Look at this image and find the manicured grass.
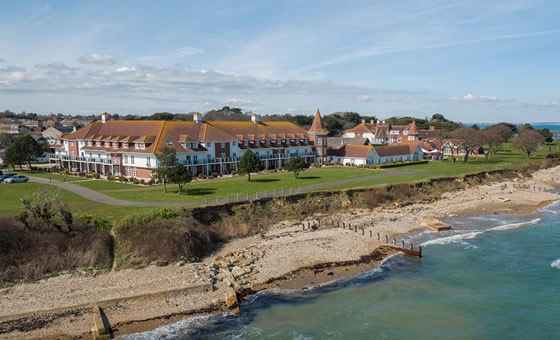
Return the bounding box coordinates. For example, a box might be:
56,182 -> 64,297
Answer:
0,182 -> 149,221
103,167 -> 380,202
388,142 -> 556,176
318,174 -> 434,192
15,171 -> 84,182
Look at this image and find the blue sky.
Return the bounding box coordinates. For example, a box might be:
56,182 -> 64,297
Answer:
1,0 -> 559,122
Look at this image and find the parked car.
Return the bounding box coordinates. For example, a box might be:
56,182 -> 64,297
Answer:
0,173 -> 17,182
3,175 -> 29,183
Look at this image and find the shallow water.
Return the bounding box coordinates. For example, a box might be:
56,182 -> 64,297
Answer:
126,201 -> 560,340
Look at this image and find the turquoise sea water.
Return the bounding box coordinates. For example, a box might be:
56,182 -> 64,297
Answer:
127,199 -> 560,340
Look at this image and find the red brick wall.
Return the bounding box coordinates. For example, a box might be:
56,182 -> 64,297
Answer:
136,167 -> 151,179
68,140 -> 79,157
214,141 -> 230,158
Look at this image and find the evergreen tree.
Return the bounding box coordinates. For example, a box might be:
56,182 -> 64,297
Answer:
168,164 -> 192,194
238,149 -> 261,181
283,156 -> 308,178
154,146 -> 178,193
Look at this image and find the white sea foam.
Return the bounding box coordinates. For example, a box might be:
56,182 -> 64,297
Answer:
489,218 -> 541,231
551,259 -> 560,269
420,231 -> 484,246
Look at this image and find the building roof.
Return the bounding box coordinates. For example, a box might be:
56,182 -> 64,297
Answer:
408,120 -> 419,135
329,144 -> 374,158
308,108 -> 327,134
327,137 -> 370,148
373,144 -> 418,157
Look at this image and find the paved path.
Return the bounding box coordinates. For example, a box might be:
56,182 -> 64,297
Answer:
29,169 -> 430,207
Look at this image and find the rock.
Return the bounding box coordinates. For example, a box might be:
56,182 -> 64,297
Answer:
231,266 -> 244,278
224,290 -> 240,313
156,261 -> 168,267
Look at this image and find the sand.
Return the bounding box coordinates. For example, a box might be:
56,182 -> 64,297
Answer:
1,165 -> 560,339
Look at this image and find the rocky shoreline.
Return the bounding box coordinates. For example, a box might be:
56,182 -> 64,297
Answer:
1,165 -> 560,339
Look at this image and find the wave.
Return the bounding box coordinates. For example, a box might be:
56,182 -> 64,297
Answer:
420,218 -> 542,247
488,218 -> 541,231
552,259 -> 560,269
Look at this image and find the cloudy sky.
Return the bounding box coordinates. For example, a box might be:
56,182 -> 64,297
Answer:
1,0 -> 559,122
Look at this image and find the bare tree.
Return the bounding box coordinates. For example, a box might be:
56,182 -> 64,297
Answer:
451,127 -> 485,162
513,130 -> 545,158
482,125 -> 513,160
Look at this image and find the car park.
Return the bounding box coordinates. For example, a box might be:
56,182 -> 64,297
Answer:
0,173 -> 17,182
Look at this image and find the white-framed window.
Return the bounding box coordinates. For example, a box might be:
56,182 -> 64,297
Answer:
126,167 -> 131,176
231,141 -> 236,146
317,138 -> 322,145
207,142 -> 212,147
124,155 -> 128,163
96,141 -> 102,146
123,142 -> 128,148
113,142 -> 118,148
130,155 -> 135,164
146,157 -> 151,167
133,167 -> 138,177
221,142 -> 225,148
186,142 -> 191,148
136,143 -> 145,149
221,152 -> 226,158
192,142 -> 198,148
244,140 -> 248,146
97,153 -> 101,158
88,141 -> 92,146
193,155 -> 198,162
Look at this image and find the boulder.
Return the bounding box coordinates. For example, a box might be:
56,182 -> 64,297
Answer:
224,290 -> 240,313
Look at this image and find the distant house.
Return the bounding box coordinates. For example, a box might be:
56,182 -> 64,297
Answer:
327,137 -> 370,148
42,127 -> 63,145
327,144 -> 423,165
342,120 -> 425,145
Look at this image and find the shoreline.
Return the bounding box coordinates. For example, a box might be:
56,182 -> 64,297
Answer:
1,165 -> 560,339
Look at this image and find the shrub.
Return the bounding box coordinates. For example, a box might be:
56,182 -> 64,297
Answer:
107,175 -> 115,181
211,172 -> 218,178
379,160 -> 428,169
118,176 -> 128,182
92,173 -> 100,179
133,178 -> 140,184
78,171 -> 86,177
0,217 -> 113,283
231,170 -> 237,176
147,179 -> 154,185
139,179 -> 145,185
547,152 -> 560,159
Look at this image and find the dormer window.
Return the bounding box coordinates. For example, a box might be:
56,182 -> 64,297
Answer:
136,143 -> 146,149
88,141 -> 92,146
281,139 -> 286,144
96,141 -> 101,147
192,142 -> 198,148
277,139 -> 281,144
113,142 -> 118,148
186,142 -> 191,149
304,138 -> 308,143
266,139 -> 270,145
244,140 -> 248,146
123,142 -> 128,148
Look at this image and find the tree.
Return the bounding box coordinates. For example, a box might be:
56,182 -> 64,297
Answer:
284,156 -> 308,178
538,128 -> 554,143
4,134 -> 42,169
431,113 -> 445,122
520,123 -> 535,131
513,130 -> 545,158
238,149 -> 261,181
451,127 -> 485,162
471,123 -> 480,131
154,146 -> 178,193
168,164 -> 192,194
482,124 -> 513,160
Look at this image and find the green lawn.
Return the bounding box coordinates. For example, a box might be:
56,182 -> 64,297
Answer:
0,182 -> 149,221
318,174 -> 434,192
102,167 -> 381,202
15,171 -> 84,182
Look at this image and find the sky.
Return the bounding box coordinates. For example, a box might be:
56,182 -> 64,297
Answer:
0,0 -> 559,123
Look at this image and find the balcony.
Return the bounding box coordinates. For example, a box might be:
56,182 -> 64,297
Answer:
49,154 -> 113,165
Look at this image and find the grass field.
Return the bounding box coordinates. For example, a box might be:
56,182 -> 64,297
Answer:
98,167 -> 381,202
0,182 -> 149,221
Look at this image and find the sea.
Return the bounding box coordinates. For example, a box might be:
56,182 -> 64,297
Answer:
124,196 -> 560,340
468,123 -> 560,132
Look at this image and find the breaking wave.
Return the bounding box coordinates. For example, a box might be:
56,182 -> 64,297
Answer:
552,259 -> 560,269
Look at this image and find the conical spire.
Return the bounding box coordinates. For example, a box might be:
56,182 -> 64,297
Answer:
308,108 -> 327,133
408,120 -> 419,135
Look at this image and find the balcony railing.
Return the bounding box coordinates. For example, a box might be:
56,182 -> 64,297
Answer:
49,154 -> 114,165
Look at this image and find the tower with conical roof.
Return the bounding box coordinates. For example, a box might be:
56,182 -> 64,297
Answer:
408,120 -> 419,141
308,108 -> 328,163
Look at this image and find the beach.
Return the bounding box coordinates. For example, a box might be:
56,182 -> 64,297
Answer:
1,165 -> 560,339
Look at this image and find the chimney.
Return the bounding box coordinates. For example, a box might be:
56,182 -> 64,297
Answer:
370,119 -> 375,124
101,112 -> 110,123
361,119 -> 366,124
72,125 -> 77,132
193,112 -> 202,124
251,113 -> 260,124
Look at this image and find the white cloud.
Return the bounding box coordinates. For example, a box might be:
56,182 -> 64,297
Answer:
116,66 -> 136,72
78,53 -> 118,65
356,95 -> 374,102
451,94 -> 502,102
177,47 -> 204,56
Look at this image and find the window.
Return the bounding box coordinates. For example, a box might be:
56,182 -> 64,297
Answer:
123,142 -> 128,148
124,155 -> 129,163
232,153 -> 236,158
126,167 -> 131,176
244,140 -> 248,146
207,154 -> 211,160
221,142 -> 225,148
221,152 -> 226,158
231,141 -> 236,146
206,142 -> 212,147
186,142 -> 191,148
113,142 -> 118,148
96,142 -> 101,146
64,140 -> 68,145
136,143 -> 146,149
70,141 -> 74,146
133,167 -> 138,177
130,156 -> 135,164
304,138 -> 308,143
193,155 -> 198,162
146,157 -> 151,167
317,138 -> 322,145
192,142 -> 198,148
97,153 -> 101,159
266,139 -> 270,145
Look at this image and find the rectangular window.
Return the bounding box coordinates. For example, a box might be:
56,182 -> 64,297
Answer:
317,138 -> 322,145
221,152 -> 226,158
97,153 -> 101,159
207,142 -> 212,147
221,142 -> 225,148
126,167 -> 131,176
193,155 -> 198,162
130,156 -> 135,164
123,142 -> 128,148
146,157 -> 151,167
133,167 -> 138,177
231,141 -> 236,146
244,140 -> 248,146
124,155 -> 128,163
186,142 -> 191,149
207,154 -> 211,159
